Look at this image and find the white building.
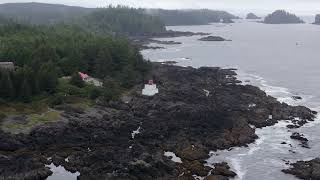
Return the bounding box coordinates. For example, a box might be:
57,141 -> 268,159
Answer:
142,80 -> 159,96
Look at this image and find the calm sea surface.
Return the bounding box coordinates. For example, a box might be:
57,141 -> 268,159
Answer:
142,18 -> 320,180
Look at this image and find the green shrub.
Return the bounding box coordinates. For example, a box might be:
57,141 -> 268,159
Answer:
88,87 -> 102,100
70,73 -> 85,88
0,113 -> 6,123
49,93 -> 65,107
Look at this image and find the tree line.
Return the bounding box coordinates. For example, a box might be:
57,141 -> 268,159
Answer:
145,9 -> 238,26
81,6 -> 166,36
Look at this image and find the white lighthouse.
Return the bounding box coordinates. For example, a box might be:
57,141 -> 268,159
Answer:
142,80 -> 159,96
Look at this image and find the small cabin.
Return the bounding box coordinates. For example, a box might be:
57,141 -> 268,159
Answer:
0,62 -> 14,71
78,72 -> 89,80
142,80 -> 159,96
78,72 -> 102,87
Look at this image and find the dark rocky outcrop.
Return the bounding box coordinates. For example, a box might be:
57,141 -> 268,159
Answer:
222,18 -> 234,23
290,132 -> 308,142
246,13 -> 261,19
292,96 -> 302,101
282,158 -> 320,179
212,162 -> 237,177
132,30 -> 209,49
0,64 -> 316,180
263,10 -> 304,24
313,14 -> 320,25
199,36 -> 230,41
290,132 -> 310,148
0,152 -> 52,180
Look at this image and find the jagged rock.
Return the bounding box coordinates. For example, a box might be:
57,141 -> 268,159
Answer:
282,158 -> 320,180
184,160 -> 212,176
290,132 -> 310,148
290,132 -> 308,142
292,96 -> 302,100
287,124 -> 300,129
177,146 -> 208,161
205,175 -> 229,180
199,36 -> 230,41
222,18 -> 234,23
0,153 -> 52,180
213,162 -> 237,177
0,64 -> 315,179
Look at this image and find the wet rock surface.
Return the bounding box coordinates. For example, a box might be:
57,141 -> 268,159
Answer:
290,132 -> 310,149
212,162 -> 237,177
282,158 -> 320,180
0,64 -> 316,180
132,30 -> 209,49
198,36 -> 230,42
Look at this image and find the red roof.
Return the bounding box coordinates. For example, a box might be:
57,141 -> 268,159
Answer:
78,72 -> 89,79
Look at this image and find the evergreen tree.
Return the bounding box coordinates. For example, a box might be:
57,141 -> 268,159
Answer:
19,78 -> 32,103
0,70 -> 15,99
94,48 -> 113,78
70,72 -> 85,88
38,62 -> 58,93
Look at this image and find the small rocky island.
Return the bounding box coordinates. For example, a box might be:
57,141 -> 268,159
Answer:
263,10 -> 304,24
199,36 -> 230,41
222,18 -> 234,23
246,13 -> 261,19
313,14 -> 320,24
0,64 -> 316,180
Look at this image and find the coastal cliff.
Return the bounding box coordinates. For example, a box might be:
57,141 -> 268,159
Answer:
0,64 -> 316,180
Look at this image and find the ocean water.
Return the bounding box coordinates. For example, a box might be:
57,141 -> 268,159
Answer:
142,19 -> 320,180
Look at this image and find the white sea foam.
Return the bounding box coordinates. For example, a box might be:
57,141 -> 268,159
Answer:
205,71 -> 320,180
46,163 -> 80,180
164,151 -> 182,163
131,126 -> 141,139
229,158 -> 246,180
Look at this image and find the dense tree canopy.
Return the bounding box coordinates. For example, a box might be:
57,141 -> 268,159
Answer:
263,10 -> 304,24
0,21 -> 151,101
145,9 -> 238,26
82,6 -> 166,36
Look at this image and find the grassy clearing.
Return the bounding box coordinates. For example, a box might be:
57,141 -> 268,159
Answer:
0,98 -> 49,117
4,111 -> 61,130
0,78 -> 95,132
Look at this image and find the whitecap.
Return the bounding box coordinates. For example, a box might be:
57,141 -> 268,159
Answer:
131,126 -> 141,139
164,151 -> 182,163
46,163 -> 80,180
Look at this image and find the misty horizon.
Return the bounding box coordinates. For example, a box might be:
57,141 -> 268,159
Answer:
0,0 -> 319,15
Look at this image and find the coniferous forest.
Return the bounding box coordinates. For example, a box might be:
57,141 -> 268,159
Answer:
0,6 -> 159,102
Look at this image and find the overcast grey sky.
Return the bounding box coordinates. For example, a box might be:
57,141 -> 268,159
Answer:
0,0 -> 319,15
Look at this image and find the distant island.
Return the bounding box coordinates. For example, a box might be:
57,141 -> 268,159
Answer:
246,13 -> 261,19
145,9 -> 238,26
263,10 -> 304,24
199,36 -> 230,41
313,14 -> 320,24
222,17 -> 235,23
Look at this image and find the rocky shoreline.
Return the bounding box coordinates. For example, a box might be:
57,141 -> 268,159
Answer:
199,36 -> 231,42
0,64 -> 316,180
282,158 -> 320,179
132,30 -> 209,49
